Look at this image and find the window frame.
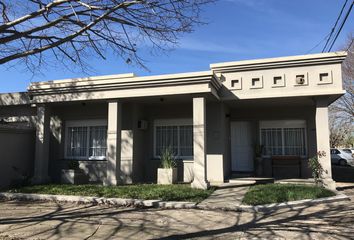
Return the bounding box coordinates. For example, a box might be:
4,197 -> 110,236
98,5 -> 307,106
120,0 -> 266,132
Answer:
153,119 -> 193,159
259,120 -> 307,157
64,119 -> 108,161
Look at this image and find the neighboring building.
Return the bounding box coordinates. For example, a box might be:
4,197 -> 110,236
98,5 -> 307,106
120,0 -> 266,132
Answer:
0,52 -> 347,190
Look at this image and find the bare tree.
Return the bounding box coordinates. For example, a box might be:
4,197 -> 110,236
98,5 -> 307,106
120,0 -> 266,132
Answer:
0,0 -> 212,72
329,33 -> 354,147
329,114 -> 352,148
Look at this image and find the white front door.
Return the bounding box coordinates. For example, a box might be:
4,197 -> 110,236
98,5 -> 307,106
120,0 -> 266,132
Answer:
231,121 -> 254,172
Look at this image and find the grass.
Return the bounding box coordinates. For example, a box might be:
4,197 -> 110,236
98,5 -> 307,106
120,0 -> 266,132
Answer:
7,184 -> 214,202
242,183 -> 336,205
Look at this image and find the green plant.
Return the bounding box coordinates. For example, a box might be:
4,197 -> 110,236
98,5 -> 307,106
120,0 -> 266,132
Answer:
242,183 -> 335,205
160,147 -> 176,169
67,161 -> 80,170
309,151 -> 326,185
7,184 -> 215,202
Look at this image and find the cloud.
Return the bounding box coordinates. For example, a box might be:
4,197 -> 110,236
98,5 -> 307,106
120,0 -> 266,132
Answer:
223,0 -> 277,15
177,38 -> 246,54
224,0 -> 266,9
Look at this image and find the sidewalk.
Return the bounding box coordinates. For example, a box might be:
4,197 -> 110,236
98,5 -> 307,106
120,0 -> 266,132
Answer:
197,183 -> 252,210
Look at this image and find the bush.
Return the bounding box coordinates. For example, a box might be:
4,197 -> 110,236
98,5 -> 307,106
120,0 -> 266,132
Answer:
309,151 -> 326,185
160,147 -> 176,169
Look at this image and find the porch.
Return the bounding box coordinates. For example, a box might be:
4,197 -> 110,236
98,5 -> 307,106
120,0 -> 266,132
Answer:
224,96 -> 334,187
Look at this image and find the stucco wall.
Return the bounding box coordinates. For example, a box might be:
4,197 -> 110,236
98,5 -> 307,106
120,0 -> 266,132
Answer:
206,102 -> 228,183
49,102 -> 109,183
228,103 -> 315,178
0,127 -> 35,189
142,102 -> 192,182
47,98 -> 316,183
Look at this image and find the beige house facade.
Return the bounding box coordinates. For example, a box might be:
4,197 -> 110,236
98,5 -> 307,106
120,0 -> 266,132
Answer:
0,52 -> 347,190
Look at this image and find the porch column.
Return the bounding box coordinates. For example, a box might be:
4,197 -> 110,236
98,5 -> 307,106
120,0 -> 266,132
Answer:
191,97 -> 209,189
105,101 -> 122,185
33,104 -> 50,183
315,98 -> 335,190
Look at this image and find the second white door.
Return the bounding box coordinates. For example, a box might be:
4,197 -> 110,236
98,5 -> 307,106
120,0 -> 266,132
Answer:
231,121 -> 254,172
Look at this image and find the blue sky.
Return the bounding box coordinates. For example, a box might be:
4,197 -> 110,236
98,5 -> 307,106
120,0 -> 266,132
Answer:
0,0 -> 353,93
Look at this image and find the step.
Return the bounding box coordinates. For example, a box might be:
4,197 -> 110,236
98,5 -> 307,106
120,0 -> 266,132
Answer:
229,177 -> 275,185
276,178 -> 316,185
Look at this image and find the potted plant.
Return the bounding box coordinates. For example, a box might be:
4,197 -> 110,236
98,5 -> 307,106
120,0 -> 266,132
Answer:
157,148 -> 177,184
254,144 -> 264,177
60,160 -> 87,184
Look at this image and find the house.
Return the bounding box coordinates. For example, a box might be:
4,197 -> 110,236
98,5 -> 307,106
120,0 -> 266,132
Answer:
0,52 -> 347,190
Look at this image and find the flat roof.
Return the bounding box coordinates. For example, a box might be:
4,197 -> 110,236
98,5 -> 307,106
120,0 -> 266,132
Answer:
210,51 -> 347,70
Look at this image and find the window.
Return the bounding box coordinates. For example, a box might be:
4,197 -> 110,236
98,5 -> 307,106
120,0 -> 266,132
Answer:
260,121 -> 306,156
65,120 -> 107,160
154,119 -> 193,158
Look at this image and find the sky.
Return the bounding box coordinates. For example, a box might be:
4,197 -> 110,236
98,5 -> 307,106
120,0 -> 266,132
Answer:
0,0 -> 353,93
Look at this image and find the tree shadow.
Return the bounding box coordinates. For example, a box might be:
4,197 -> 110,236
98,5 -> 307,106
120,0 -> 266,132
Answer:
0,197 -> 353,240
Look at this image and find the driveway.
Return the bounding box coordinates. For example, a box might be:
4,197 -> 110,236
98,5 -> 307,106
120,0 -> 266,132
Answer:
0,185 -> 353,240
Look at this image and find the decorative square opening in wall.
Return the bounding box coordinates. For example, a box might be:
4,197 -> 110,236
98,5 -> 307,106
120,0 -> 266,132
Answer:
294,73 -> 308,86
272,75 -> 285,88
230,78 -> 242,90
250,76 -> 263,89
318,72 -> 333,85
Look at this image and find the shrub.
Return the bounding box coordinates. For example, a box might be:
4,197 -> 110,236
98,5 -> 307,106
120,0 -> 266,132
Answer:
309,151 -> 326,185
160,147 -> 176,169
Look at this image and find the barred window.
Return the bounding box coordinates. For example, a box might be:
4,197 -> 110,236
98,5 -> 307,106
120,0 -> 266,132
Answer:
66,120 -> 107,160
261,127 -> 306,156
154,120 -> 193,158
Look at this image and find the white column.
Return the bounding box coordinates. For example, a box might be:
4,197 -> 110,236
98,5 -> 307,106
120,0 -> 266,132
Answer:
315,98 -> 336,190
105,101 -> 122,185
191,97 -> 209,189
33,104 -> 50,183
120,130 -> 134,184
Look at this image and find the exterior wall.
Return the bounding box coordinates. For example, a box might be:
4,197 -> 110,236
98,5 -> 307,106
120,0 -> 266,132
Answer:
0,127 -> 35,189
48,101 -> 196,184
143,102 -> 193,183
218,64 -> 343,100
49,102 -> 108,183
142,101 -> 229,184
223,105 -> 231,180
206,102 -> 228,183
228,104 -> 315,178
212,53 -> 345,101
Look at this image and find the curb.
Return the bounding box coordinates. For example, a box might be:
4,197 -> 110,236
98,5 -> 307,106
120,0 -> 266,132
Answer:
238,194 -> 350,213
0,192 -> 197,209
0,192 -> 349,212
195,194 -> 350,212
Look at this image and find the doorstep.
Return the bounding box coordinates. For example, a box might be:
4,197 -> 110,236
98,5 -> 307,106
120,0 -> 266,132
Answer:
228,177 -> 274,185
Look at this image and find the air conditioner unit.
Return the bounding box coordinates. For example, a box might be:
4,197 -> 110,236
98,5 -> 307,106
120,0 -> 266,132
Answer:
296,75 -> 305,84
137,120 -> 148,130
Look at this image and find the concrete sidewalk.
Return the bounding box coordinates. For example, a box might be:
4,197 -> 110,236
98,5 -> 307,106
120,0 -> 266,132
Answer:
197,183 -> 251,210
1,196 -> 354,240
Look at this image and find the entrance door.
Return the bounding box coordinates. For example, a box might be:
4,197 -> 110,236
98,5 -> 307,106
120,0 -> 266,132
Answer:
231,121 -> 254,172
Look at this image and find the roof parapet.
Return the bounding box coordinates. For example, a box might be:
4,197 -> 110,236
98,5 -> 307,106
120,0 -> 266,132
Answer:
210,51 -> 348,73
28,72 -> 136,89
